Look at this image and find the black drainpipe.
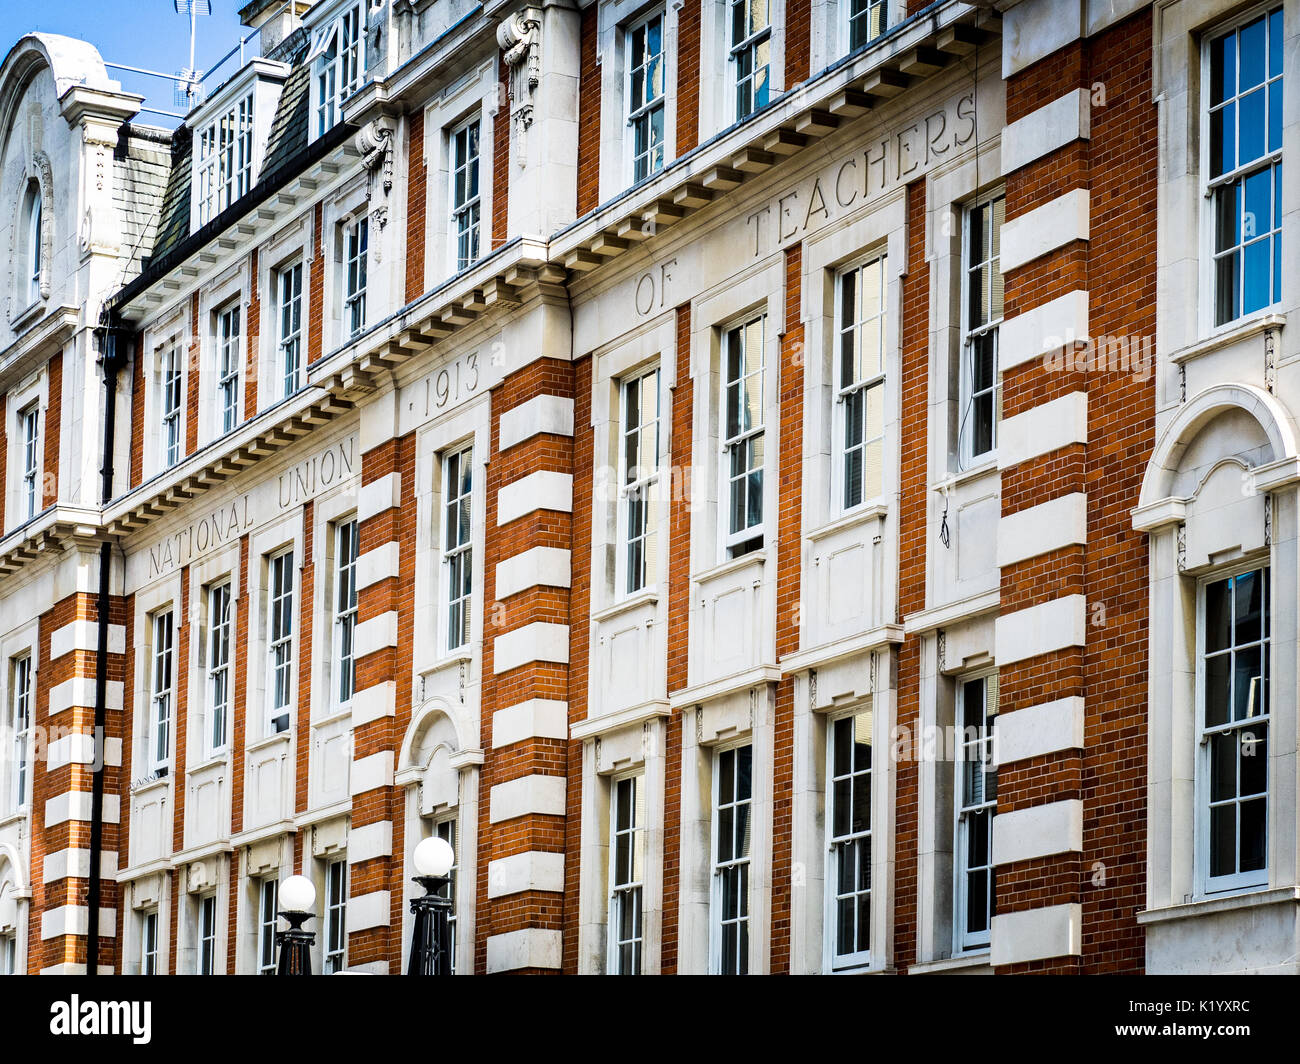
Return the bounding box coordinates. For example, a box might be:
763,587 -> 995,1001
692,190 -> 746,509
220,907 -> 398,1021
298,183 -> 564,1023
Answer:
87,314 -> 128,975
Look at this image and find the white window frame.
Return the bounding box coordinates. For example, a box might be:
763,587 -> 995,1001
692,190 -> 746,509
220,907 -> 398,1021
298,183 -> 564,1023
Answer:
1201,4 -> 1284,332
0,932 -> 15,975
333,518 -> 358,709
626,9 -> 667,184
266,549 -> 295,735
141,910 -> 159,975
199,893 -> 218,975
442,445 -> 473,653
954,672 -> 997,953
206,582 -> 232,757
617,367 -> 661,596
960,194 -> 1004,466
161,344 -> 183,469
1196,564 -> 1270,896
19,403 -> 38,521
196,93 -> 255,227
834,254 -> 888,512
845,0 -> 888,54
432,816 -> 458,973
9,654 -> 32,812
343,215 -> 368,339
324,858 -> 347,974
257,878 -> 278,974
710,741 -> 752,975
729,0 -> 771,122
721,315 -> 766,556
277,262 -> 304,398
24,186 -> 41,306
149,610 -> 174,775
217,302 -> 241,434
312,1 -> 366,138
824,707 -> 873,971
607,771 -> 645,975
450,117 -> 482,273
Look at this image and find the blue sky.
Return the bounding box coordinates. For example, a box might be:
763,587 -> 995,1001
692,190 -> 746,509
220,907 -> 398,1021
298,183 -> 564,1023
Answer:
1,1 -> 250,125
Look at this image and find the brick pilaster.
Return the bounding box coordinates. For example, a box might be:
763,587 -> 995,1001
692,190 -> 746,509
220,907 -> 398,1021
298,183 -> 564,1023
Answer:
406,112 -> 427,303
41,351 -> 61,509
892,178 -> 929,973
994,10 -> 1154,974
770,243 -> 804,972
675,1 -> 700,155
576,4 -> 601,216
29,589 -> 127,973
245,249 -> 260,421
660,303 -> 692,974
492,53 -> 510,249
477,357 -> 577,973
185,292 -> 200,457
347,431 -> 417,971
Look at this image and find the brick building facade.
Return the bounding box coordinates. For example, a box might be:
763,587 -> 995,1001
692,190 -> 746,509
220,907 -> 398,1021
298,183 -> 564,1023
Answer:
0,0 -> 1295,975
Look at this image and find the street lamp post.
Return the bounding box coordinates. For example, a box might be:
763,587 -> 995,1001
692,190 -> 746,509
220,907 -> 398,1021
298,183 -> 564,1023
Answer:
407,836 -> 455,975
275,875 -> 317,976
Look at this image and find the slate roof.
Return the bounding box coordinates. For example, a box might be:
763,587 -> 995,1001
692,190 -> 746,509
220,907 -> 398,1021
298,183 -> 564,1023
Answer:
112,125 -> 172,283
145,26 -> 311,267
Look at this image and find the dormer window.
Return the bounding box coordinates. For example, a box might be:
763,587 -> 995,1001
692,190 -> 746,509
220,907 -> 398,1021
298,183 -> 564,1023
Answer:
196,93 -> 255,227
23,185 -> 42,306
312,1 -> 366,138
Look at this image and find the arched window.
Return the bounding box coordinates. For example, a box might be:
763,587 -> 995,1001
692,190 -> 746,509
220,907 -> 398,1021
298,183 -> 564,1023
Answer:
24,185 -> 42,305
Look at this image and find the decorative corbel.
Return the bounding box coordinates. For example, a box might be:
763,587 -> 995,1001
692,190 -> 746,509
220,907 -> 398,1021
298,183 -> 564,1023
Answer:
356,116 -> 395,231
496,6 -> 542,165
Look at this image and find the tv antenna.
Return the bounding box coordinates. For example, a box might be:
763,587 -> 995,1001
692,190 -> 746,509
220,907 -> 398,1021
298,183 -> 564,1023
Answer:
173,0 -> 212,108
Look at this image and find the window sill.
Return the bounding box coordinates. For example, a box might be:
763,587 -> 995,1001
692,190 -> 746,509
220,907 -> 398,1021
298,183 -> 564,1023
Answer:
313,705 -> 353,729
0,807 -> 29,831
695,547 -> 767,588
909,951 -> 993,975
246,729 -> 294,756
422,645 -> 474,680
186,753 -> 229,776
807,502 -> 888,544
1170,312 -> 1285,366
934,458 -> 998,494
1137,885 -> 1299,926
8,298 -> 46,333
130,773 -> 170,798
591,588 -> 660,626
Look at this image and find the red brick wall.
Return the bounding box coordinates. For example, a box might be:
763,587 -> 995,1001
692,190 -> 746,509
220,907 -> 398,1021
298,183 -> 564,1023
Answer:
561,356 -> 593,973
661,303 -> 692,973
1078,11 -> 1155,974
245,249 -> 260,421
577,5 -> 601,216
350,432 -> 418,968
476,358 -> 576,973
891,179 -> 929,973
30,592 -> 127,972
675,0 -> 700,155
130,335 -> 145,488
168,572 -> 191,973
770,243 -> 804,973
296,501 -> 314,816
308,203 -> 324,367
42,351 -> 61,509
406,111 -> 427,302
493,53 -> 510,249
185,292 -> 200,456
785,0 -> 811,85
994,9 -> 1155,975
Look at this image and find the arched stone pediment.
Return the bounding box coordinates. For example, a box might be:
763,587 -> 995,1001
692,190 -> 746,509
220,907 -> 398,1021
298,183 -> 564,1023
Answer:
1135,384 -> 1300,532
